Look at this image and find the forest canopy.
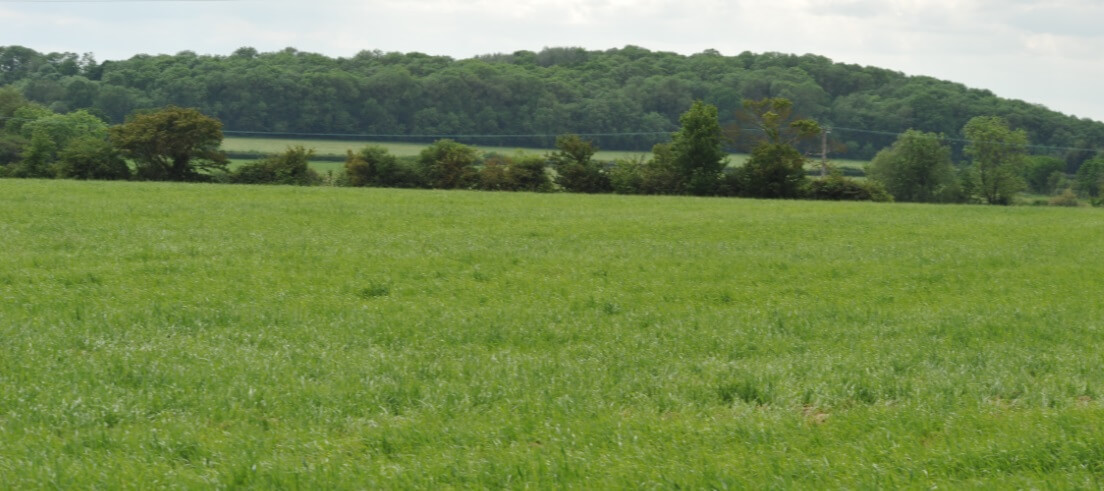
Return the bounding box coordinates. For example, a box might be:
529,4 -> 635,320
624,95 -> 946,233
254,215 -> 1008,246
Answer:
2,44 -> 1103,165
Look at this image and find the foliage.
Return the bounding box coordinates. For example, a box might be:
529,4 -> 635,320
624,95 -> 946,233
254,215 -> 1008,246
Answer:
3,179 -> 1104,487
416,139 -> 480,189
735,98 -> 820,199
5,45 -> 1104,163
344,145 -> 423,188
806,171 -> 893,202
866,130 -> 960,202
55,136 -> 130,180
548,134 -> 611,193
739,142 -> 808,198
0,133 -> 26,166
1024,156 -> 1067,195
109,106 -> 227,181
478,153 -> 552,192
962,116 -> 1027,205
670,101 -> 727,195
231,145 -> 320,185
1048,188 -> 1080,207
1074,157 -> 1104,198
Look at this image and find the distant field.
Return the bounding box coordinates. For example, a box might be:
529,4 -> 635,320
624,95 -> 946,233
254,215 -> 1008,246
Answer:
222,136 -> 868,172
2,179 -> 1102,487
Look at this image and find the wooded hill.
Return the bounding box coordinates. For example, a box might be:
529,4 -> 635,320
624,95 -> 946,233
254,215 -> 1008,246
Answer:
3,45 -> 1102,166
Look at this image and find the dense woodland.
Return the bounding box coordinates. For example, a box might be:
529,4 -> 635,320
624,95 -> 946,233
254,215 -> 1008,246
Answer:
3,45 -> 1104,166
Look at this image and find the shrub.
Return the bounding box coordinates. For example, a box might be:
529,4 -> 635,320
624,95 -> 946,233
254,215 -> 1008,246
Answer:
231,145 -> 320,185
477,154 -> 552,192
608,157 -> 645,194
806,174 -> 893,202
548,134 -> 611,193
1049,188 -> 1080,207
740,143 -> 807,198
55,137 -> 131,180
417,139 -> 480,189
345,146 -> 422,188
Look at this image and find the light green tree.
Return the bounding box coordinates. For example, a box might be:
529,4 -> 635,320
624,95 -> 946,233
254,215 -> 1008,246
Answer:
962,116 -> 1027,205
866,130 -> 960,202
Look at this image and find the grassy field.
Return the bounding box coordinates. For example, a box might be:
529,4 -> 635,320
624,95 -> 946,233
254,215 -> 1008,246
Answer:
222,136 -> 869,173
2,179 -> 1102,487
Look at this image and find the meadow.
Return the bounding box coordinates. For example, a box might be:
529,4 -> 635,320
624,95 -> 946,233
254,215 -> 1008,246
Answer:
1,179 -> 1102,487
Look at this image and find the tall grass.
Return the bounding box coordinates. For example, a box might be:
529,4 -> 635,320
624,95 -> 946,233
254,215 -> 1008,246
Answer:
1,179 -> 1101,487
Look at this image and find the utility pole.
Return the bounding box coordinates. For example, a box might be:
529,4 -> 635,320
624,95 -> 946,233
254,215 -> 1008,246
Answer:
820,127 -> 831,177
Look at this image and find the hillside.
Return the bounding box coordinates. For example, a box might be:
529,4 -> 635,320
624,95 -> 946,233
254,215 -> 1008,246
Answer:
3,45 -> 1103,163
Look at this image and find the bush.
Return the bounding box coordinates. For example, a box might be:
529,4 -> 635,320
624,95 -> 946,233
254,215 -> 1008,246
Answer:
549,134 -> 611,193
477,154 -> 553,192
417,139 -> 480,189
1049,188 -> 1080,207
806,174 -> 893,202
231,145 -> 320,186
55,137 -> 131,180
345,146 -> 422,188
608,157 -> 645,194
740,143 -> 807,199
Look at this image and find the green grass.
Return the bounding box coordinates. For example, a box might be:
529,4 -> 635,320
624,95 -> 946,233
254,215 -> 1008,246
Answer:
222,136 -> 868,172
2,179 -> 1102,487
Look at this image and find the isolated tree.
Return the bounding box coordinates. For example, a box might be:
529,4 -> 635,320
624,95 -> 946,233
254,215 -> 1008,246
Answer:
55,136 -> 130,180
109,106 -> 227,181
548,134 -> 610,193
962,116 -> 1027,205
736,97 -> 820,198
670,100 -> 727,195
417,139 -> 479,189
866,130 -> 960,202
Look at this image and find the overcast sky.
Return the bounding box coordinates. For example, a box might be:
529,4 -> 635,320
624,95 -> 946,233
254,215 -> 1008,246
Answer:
2,0 -> 1102,122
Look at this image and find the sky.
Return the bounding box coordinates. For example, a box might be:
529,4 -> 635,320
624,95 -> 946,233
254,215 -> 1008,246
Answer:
2,0 -> 1103,122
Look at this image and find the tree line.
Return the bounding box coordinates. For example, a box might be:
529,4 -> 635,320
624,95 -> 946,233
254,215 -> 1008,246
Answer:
3,45 -> 1104,170
4,90 -> 1099,205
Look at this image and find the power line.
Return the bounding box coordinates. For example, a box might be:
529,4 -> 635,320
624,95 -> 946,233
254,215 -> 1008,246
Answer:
222,130 -> 673,139
2,115 -> 1101,154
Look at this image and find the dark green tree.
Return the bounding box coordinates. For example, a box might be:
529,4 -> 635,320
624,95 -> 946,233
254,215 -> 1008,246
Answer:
344,145 -> 414,187
736,98 -> 820,198
1024,156 -> 1067,195
1075,157 -> 1104,198
109,106 -> 227,181
55,136 -> 130,180
670,100 -> 727,195
866,130 -> 960,202
548,134 -> 610,193
231,145 -> 319,185
962,116 -> 1027,205
417,139 -> 479,189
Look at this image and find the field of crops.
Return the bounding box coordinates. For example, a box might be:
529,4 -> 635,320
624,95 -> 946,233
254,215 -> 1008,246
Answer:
2,179 -> 1102,487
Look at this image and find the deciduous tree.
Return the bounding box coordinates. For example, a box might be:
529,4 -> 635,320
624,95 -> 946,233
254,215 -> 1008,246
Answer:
670,100 -> 726,195
109,106 -> 227,181
962,116 -> 1027,205
866,130 -> 960,202
735,97 -> 820,198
